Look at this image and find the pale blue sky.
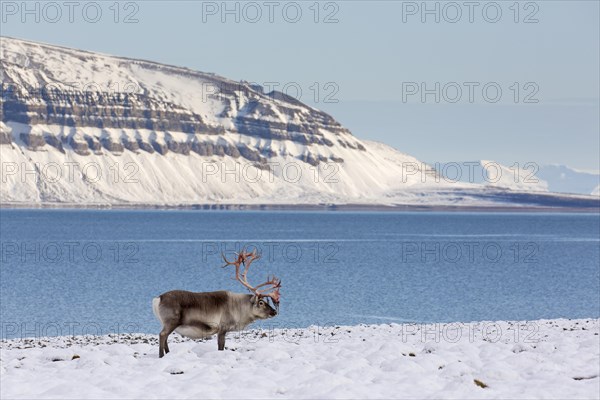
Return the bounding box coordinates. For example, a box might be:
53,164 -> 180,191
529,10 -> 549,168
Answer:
1,1 -> 598,170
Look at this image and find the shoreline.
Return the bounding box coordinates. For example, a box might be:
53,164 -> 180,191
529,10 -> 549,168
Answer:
2,202 -> 599,213
2,317 -> 598,345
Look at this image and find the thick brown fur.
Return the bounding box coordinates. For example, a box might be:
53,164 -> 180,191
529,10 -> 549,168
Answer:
153,290 -> 276,357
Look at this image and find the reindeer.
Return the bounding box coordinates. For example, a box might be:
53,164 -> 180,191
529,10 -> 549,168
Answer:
152,249 -> 281,358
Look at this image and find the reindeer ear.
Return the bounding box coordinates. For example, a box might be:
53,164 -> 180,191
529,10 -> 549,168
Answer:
250,295 -> 258,304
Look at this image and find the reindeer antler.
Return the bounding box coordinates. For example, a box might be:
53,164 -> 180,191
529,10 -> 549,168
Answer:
255,276 -> 281,304
221,249 -> 281,305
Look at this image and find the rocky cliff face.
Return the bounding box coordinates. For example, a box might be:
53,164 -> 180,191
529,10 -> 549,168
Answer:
1,36 -> 360,167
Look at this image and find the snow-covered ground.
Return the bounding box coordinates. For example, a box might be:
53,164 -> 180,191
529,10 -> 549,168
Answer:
1,319 -> 598,399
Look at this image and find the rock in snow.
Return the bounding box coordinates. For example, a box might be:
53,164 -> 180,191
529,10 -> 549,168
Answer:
1,319 -> 598,399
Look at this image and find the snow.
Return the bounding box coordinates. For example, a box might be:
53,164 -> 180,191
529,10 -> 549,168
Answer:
0,36 -> 315,131
0,123 -> 475,206
479,160 -> 549,192
1,319 -> 598,399
6,119 -> 589,208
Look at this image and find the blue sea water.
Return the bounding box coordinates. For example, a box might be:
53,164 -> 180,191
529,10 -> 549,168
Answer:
0,209 -> 598,339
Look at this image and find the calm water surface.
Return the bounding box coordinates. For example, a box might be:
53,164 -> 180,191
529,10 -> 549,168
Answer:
0,210 -> 598,338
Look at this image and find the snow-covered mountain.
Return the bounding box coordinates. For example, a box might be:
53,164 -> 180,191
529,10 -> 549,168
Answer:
0,36 -> 597,209
537,165 -> 599,196
434,161 -> 599,196
433,161 -> 549,192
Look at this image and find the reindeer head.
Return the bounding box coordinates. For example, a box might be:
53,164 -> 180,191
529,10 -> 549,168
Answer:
222,249 -> 281,319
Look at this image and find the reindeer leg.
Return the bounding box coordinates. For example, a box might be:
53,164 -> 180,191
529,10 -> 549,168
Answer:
159,322 -> 178,358
217,331 -> 226,351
